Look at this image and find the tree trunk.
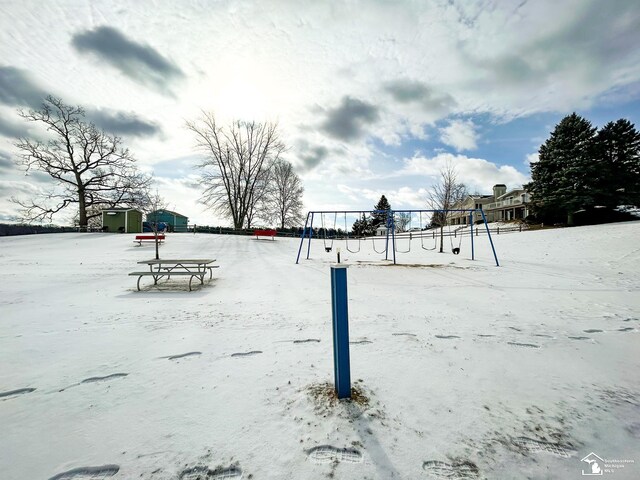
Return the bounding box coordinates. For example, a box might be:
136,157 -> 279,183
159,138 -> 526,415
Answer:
567,211 -> 574,226
78,189 -> 87,227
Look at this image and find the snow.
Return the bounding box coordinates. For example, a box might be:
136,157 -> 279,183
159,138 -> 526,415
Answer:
1,222 -> 639,479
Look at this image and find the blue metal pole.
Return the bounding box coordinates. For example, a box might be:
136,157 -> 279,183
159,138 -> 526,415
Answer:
296,212 -> 311,264
384,211 -> 390,260
480,210 -> 500,267
306,212 -> 315,260
470,211 -> 474,261
391,214 -> 396,264
330,265 -> 351,399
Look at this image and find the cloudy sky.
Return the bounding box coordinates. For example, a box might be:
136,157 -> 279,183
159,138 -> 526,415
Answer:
1,0 -> 639,226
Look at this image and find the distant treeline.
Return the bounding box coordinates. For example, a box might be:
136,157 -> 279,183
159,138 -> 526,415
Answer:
0,224 -> 79,236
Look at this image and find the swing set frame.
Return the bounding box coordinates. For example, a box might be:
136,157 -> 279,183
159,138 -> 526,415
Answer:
295,208 -> 500,266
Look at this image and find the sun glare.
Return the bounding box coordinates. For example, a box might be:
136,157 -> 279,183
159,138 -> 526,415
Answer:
216,79 -> 268,122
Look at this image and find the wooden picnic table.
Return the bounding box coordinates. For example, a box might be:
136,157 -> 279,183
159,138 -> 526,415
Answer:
130,258 -> 218,291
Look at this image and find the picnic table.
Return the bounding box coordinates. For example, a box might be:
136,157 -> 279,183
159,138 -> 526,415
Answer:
129,258 -> 218,291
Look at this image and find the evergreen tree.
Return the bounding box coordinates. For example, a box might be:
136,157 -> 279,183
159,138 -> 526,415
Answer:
371,195 -> 392,229
595,119 -> 640,206
352,213 -> 371,236
528,113 -> 597,224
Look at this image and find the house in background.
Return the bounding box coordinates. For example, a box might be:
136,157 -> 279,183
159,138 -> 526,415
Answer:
448,192 -> 494,225
146,210 -> 189,232
485,187 -> 530,222
448,184 -> 530,225
101,208 -> 143,233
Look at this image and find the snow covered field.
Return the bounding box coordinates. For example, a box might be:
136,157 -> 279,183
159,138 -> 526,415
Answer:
1,222 -> 639,479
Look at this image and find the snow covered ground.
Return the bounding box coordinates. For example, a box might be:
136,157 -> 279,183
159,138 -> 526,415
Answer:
1,222 -> 639,479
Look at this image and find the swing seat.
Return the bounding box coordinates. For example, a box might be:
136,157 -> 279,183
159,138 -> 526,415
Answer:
325,247 -> 332,253
452,247 -> 460,255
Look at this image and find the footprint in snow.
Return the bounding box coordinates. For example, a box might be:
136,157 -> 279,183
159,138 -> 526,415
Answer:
0,387 -> 36,399
618,327 -> 634,332
512,436 -> 573,458
293,339 -> 321,344
422,460 -> 479,478
392,332 -> 417,337
583,329 -> 603,333
179,465 -> 242,479
507,342 -> 540,348
435,335 -> 460,339
350,339 -> 372,345
48,465 -> 119,480
307,445 -> 363,464
59,374 -> 128,392
81,373 -> 128,384
568,336 -> 591,340
477,334 -> 495,337
231,351 -> 262,357
167,352 -> 202,360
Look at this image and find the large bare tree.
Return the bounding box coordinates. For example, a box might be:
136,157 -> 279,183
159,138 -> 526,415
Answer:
427,163 -> 468,252
12,96 -> 151,226
427,163 -> 468,224
186,113 -> 285,229
245,167 -> 272,229
266,159 -> 304,229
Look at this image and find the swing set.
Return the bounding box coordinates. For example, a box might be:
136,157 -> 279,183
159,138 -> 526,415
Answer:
295,208 -> 500,266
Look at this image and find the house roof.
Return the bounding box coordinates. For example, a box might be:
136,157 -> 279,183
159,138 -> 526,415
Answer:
148,209 -> 188,219
102,208 -> 141,213
496,188 -> 526,201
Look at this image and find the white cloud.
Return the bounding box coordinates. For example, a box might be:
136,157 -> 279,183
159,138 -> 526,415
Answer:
525,152 -> 539,165
401,152 -> 529,193
0,0 -> 637,224
440,120 -> 478,152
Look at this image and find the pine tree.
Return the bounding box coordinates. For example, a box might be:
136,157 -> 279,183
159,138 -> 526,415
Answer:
371,195 -> 392,229
352,213 -> 371,236
528,113 -> 597,224
595,119 -> 640,206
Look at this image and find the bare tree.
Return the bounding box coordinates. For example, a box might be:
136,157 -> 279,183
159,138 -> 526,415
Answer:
141,189 -> 167,260
394,212 -> 412,232
266,159 -> 304,229
246,167 -> 272,229
186,113 -> 285,229
427,163 -> 468,252
12,96 -> 151,227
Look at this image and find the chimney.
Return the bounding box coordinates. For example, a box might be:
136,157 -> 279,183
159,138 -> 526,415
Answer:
493,184 -> 507,199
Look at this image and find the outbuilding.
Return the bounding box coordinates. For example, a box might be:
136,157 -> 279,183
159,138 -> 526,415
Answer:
101,208 -> 143,233
146,209 -> 189,232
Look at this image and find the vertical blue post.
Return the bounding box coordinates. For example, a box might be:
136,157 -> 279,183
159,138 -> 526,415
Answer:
306,212 -> 315,260
296,212 -> 311,264
469,211 -> 474,260
384,211 -> 390,261
331,265 -> 351,399
388,211 -> 396,265
480,209 -> 500,267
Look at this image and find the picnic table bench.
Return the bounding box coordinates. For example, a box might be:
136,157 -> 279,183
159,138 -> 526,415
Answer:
134,234 -> 165,246
130,258 -> 218,291
254,229 -> 276,240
